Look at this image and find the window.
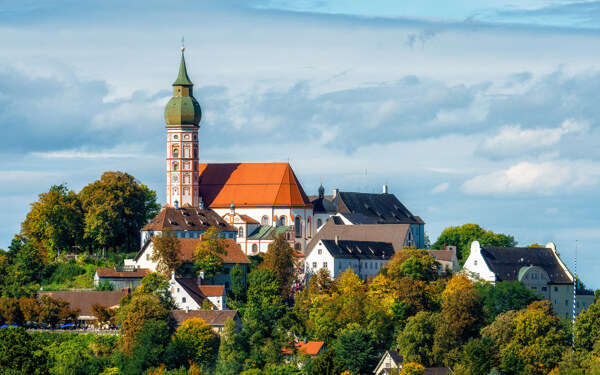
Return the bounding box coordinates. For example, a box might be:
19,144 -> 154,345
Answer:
542,287 -> 547,292
577,302 -> 580,308
146,254 -> 150,261
182,297 -> 186,303
313,262 -> 317,268
194,149 -> 198,158
238,227 -> 244,238
318,249 -> 322,255
261,216 -> 269,226
279,216 -> 287,226
317,218 -> 322,228
173,148 -> 179,158
555,287 -> 558,292
295,216 -> 302,237
566,300 -> 569,306
474,260 -> 477,266
252,244 -> 258,254
173,162 -> 179,171
177,288 -> 180,293
225,282 -> 229,288
295,243 -> 301,252
307,217 -> 311,237
531,286 -> 537,290
323,262 -> 327,268
223,268 -> 230,274
338,262 -> 341,269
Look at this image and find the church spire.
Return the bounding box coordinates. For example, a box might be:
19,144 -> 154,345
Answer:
173,48 -> 194,87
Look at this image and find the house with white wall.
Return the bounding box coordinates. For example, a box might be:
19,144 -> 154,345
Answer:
463,241 -> 594,319
305,238 -> 395,280
169,272 -> 227,310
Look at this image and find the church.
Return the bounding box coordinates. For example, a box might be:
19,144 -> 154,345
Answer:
164,49 -> 317,254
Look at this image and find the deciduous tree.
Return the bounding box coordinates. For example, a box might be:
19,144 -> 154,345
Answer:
116,293 -> 170,354
332,323 -> 379,375
194,227 -> 227,280
262,233 -> 297,299
431,224 -> 516,262
171,317 -> 220,369
151,229 -> 183,277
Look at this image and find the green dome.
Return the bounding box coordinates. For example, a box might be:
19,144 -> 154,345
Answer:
164,96 -> 202,126
164,52 -> 202,126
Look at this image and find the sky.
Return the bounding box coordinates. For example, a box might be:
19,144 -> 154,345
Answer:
1,0 -> 599,288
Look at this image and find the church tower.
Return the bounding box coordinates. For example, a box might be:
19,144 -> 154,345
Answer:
164,47 -> 202,208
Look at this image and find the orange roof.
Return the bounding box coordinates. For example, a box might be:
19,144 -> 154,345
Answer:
197,163 -> 312,208
198,285 -> 225,297
283,341 -> 325,356
178,238 -> 251,264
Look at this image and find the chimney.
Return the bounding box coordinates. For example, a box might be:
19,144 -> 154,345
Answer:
174,199 -> 179,209
333,189 -> 339,200
335,235 -> 339,245
186,306 -> 189,313
199,270 -> 205,281
383,184 -> 388,194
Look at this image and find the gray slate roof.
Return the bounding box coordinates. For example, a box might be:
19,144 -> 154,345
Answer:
481,246 -> 572,284
321,239 -> 395,260
335,191 -> 424,225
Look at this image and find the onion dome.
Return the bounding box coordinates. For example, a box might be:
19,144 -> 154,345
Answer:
164,49 -> 202,126
318,184 -> 325,199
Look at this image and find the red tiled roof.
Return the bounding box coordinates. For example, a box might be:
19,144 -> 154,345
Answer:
37,291 -> 128,316
283,341 -> 325,356
95,268 -> 151,278
197,163 -> 312,208
198,285 -> 225,297
179,238 -> 251,264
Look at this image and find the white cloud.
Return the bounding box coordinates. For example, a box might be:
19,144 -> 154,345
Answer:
476,119 -> 589,158
461,160 -> 600,195
432,182 -> 450,193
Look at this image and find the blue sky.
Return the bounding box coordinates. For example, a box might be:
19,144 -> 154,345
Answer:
1,0 -> 599,288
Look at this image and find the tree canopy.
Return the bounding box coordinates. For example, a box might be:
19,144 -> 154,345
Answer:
431,224 -> 517,262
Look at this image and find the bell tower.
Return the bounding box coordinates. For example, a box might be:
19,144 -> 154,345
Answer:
164,47 -> 202,208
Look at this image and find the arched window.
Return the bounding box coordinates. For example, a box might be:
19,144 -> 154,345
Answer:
317,218 -> 322,228
295,216 -> 301,238
261,216 -> 269,226
173,148 -> 179,158
294,243 -> 301,252
183,174 -> 190,184
173,162 -> 179,171
279,216 -> 287,226
252,244 -> 258,254
238,227 -> 244,238
307,217 -> 311,237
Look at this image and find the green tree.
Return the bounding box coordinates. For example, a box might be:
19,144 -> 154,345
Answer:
458,337 -> 500,375
431,224 -> 517,262
80,171 -> 156,254
171,317 -> 220,369
475,281 -> 541,321
3,236 -> 45,298
481,309 -> 521,350
21,184 -> 83,262
151,229 -> 183,277
38,295 -> 78,327
0,327 -> 49,374
230,264 -> 246,302
262,233 -> 297,299
116,293 -> 170,354
141,184 -> 161,222
332,323 -> 379,374
241,268 -> 288,368
399,363 -> 425,375
306,349 -> 344,375
397,311 -> 440,367
215,318 -> 244,375
115,319 -> 172,375
136,272 -> 176,309
91,303 -> 115,327
194,227 -> 227,280
574,298 -> 600,352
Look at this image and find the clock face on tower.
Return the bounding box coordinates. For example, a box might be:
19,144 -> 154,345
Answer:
171,173 -> 179,183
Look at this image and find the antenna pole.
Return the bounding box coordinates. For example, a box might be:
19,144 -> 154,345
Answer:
572,240 -> 578,349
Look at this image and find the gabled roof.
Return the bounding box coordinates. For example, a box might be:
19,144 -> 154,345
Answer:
175,277 -> 209,307
283,341 -> 326,356
247,225 -> 290,240
178,238 -> 251,264
427,250 -> 456,262
335,192 -> 424,225
320,239 -> 396,260
198,285 -> 225,297
337,212 -> 377,225
197,163 -> 312,208
306,220 -> 411,255
170,309 -> 240,327
481,246 -> 572,284
95,267 -> 151,279
142,207 -> 236,232
37,291 -> 128,316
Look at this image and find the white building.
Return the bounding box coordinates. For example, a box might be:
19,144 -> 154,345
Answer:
169,272 -> 227,310
463,240 -> 595,320
305,237 -> 395,280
